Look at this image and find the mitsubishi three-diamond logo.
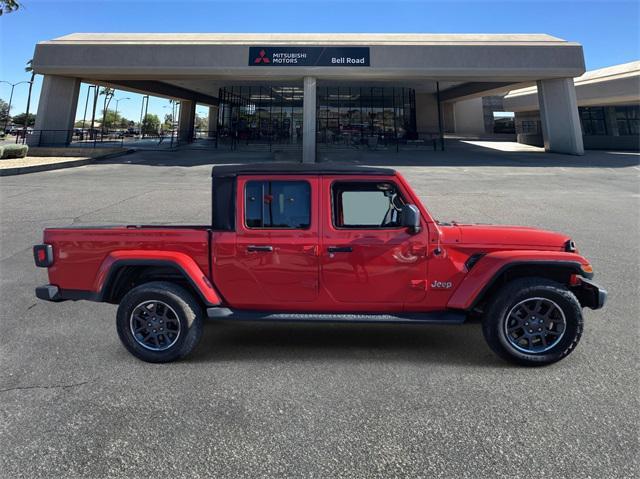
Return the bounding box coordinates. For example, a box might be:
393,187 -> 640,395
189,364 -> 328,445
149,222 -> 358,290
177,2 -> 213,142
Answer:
254,49 -> 270,64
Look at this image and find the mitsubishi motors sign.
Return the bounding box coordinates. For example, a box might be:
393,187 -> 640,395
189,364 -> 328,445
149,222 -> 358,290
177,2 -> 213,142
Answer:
249,46 -> 370,67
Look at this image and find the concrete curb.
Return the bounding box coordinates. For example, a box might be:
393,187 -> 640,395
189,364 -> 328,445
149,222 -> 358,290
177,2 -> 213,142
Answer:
0,149 -> 135,176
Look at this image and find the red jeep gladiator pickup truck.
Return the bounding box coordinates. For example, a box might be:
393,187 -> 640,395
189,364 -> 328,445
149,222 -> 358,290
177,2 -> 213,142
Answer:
34,163 -> 606,365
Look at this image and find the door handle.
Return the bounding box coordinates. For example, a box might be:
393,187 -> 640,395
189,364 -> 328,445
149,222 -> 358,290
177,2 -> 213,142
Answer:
327,246 -> 353,253
247,245 -> 273,252
410,245 -> 428,257
302,245 -> 319,256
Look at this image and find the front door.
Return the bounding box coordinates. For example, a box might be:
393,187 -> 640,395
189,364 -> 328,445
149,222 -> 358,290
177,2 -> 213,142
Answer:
232,175 -> 320,309
320,177 -> 429,309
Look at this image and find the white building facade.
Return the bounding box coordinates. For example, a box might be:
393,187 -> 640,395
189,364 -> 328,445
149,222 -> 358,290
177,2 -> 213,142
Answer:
30,33 -> 588,160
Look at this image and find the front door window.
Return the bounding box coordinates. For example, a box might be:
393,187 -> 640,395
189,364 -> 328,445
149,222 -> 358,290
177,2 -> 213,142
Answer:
332,181 -> 405,228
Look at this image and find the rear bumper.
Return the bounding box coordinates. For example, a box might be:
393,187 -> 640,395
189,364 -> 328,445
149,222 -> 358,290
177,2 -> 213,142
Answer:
573,277 -> 607,310
35,285 -> 62,302
35,285 -> 101,302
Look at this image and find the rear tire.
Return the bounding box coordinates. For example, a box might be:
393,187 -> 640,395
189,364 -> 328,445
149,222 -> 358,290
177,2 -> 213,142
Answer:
482,277 -> 583,366
116,281 -> 203,363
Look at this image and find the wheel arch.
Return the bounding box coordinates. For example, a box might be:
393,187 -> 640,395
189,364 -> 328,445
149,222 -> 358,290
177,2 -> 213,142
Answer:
449,259 -> 586,312
96,253 -> 222,307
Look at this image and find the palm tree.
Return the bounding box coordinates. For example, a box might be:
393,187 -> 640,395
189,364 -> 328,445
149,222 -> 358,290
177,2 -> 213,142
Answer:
22,59 -> 35,141
0,0 -> 21,15
99,87 -> 115,133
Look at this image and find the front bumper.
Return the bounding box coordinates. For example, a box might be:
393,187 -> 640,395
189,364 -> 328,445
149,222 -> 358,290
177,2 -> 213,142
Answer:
573,277 -> 607,310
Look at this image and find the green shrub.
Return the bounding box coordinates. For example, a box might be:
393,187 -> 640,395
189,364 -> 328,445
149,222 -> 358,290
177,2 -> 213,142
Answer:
1,144 -> 29,159
0,146 -> 4,158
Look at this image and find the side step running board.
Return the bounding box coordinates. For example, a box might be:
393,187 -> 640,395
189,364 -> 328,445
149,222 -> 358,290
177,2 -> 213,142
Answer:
206,308 -> 466,324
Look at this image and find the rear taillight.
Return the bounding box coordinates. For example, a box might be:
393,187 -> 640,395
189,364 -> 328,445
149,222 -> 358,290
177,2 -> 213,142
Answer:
33,244 -> 53,267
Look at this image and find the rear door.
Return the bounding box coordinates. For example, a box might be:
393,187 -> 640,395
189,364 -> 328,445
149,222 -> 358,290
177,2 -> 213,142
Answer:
231,175 -> 320,308
320,176 -> 428,308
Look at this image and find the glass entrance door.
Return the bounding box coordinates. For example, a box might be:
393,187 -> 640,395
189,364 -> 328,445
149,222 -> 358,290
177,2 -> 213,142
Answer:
217,86 -> 304,148
316,86 -> 417,148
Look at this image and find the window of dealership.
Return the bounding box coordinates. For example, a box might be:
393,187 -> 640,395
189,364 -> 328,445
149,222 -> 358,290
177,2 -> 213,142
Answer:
316,87 -> 416,146
217,86 -> 304,144
216,85 -> 417,147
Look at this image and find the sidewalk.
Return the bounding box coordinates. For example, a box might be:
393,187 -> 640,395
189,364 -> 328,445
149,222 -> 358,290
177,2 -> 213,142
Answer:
0,148 -> 132,176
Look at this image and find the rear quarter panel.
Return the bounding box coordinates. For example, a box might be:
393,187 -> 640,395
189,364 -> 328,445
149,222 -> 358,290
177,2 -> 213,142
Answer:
43,227 -> 210,292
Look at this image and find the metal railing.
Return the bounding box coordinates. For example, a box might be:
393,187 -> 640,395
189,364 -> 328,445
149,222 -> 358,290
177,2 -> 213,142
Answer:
208,128 -> 302,152
11,129 -> 181,150
5,128 -> 445,152
317,131 -> 443,152
200,129 -> 444,152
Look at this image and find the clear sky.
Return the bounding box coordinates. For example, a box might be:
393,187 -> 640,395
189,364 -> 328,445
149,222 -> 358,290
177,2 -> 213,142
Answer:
1,0 -> 638,123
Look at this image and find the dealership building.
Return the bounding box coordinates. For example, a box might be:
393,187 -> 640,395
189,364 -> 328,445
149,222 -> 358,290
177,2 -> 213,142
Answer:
505,61 -> 639,151
31,33 -> 589,161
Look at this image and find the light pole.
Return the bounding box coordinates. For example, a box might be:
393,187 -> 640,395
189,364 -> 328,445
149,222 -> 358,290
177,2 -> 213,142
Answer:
89,86 -> 99,141
144,98 -> 149,137
173,101 -> 179,132
139,95 -> 149,138
171,100 -> 180,147
0,80 -> 32,133
113,97 -> 130,130
81,85 -> 95,132
22,75 -> 36,143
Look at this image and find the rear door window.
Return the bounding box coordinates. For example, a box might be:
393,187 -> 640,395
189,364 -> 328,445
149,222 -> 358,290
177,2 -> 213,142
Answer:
245,180 -> 311,229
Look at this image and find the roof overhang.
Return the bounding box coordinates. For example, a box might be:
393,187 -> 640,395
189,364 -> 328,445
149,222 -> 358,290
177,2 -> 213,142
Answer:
504,60 -> 640,111
32,33 -> 585,103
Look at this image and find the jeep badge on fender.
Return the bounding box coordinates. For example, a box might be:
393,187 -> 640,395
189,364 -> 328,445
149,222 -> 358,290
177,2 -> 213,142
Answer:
431,280 -> 453,289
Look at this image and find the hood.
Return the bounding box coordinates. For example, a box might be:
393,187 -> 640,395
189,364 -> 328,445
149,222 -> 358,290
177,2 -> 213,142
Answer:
440,223 -> 571,250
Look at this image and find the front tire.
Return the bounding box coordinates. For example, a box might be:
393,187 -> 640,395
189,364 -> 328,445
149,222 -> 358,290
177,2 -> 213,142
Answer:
116,281 -> 203,363
482,277 -> 583,366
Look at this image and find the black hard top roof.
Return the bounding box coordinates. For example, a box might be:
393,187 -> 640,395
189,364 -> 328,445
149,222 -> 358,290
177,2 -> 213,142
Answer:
211,162 -> 396,178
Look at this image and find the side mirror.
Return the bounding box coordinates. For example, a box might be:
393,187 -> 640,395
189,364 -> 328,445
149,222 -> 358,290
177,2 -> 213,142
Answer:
400,204 -> 421,234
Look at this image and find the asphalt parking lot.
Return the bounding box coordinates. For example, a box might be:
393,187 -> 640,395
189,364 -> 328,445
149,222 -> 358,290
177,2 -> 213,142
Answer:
1,144 -> 638,478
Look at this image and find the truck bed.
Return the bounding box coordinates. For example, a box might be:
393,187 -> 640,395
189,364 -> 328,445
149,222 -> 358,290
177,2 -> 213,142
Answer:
42,225 -> 211,293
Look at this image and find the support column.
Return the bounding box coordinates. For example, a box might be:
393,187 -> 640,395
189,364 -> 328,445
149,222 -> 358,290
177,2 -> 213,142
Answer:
302,76 -> 317,163
178,100 -> 196,143
537,78 -> 584,155
29,75 -> 81,146
414,93 -> 439,133
443,102 -> 455,133
208,106 -> 218,138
